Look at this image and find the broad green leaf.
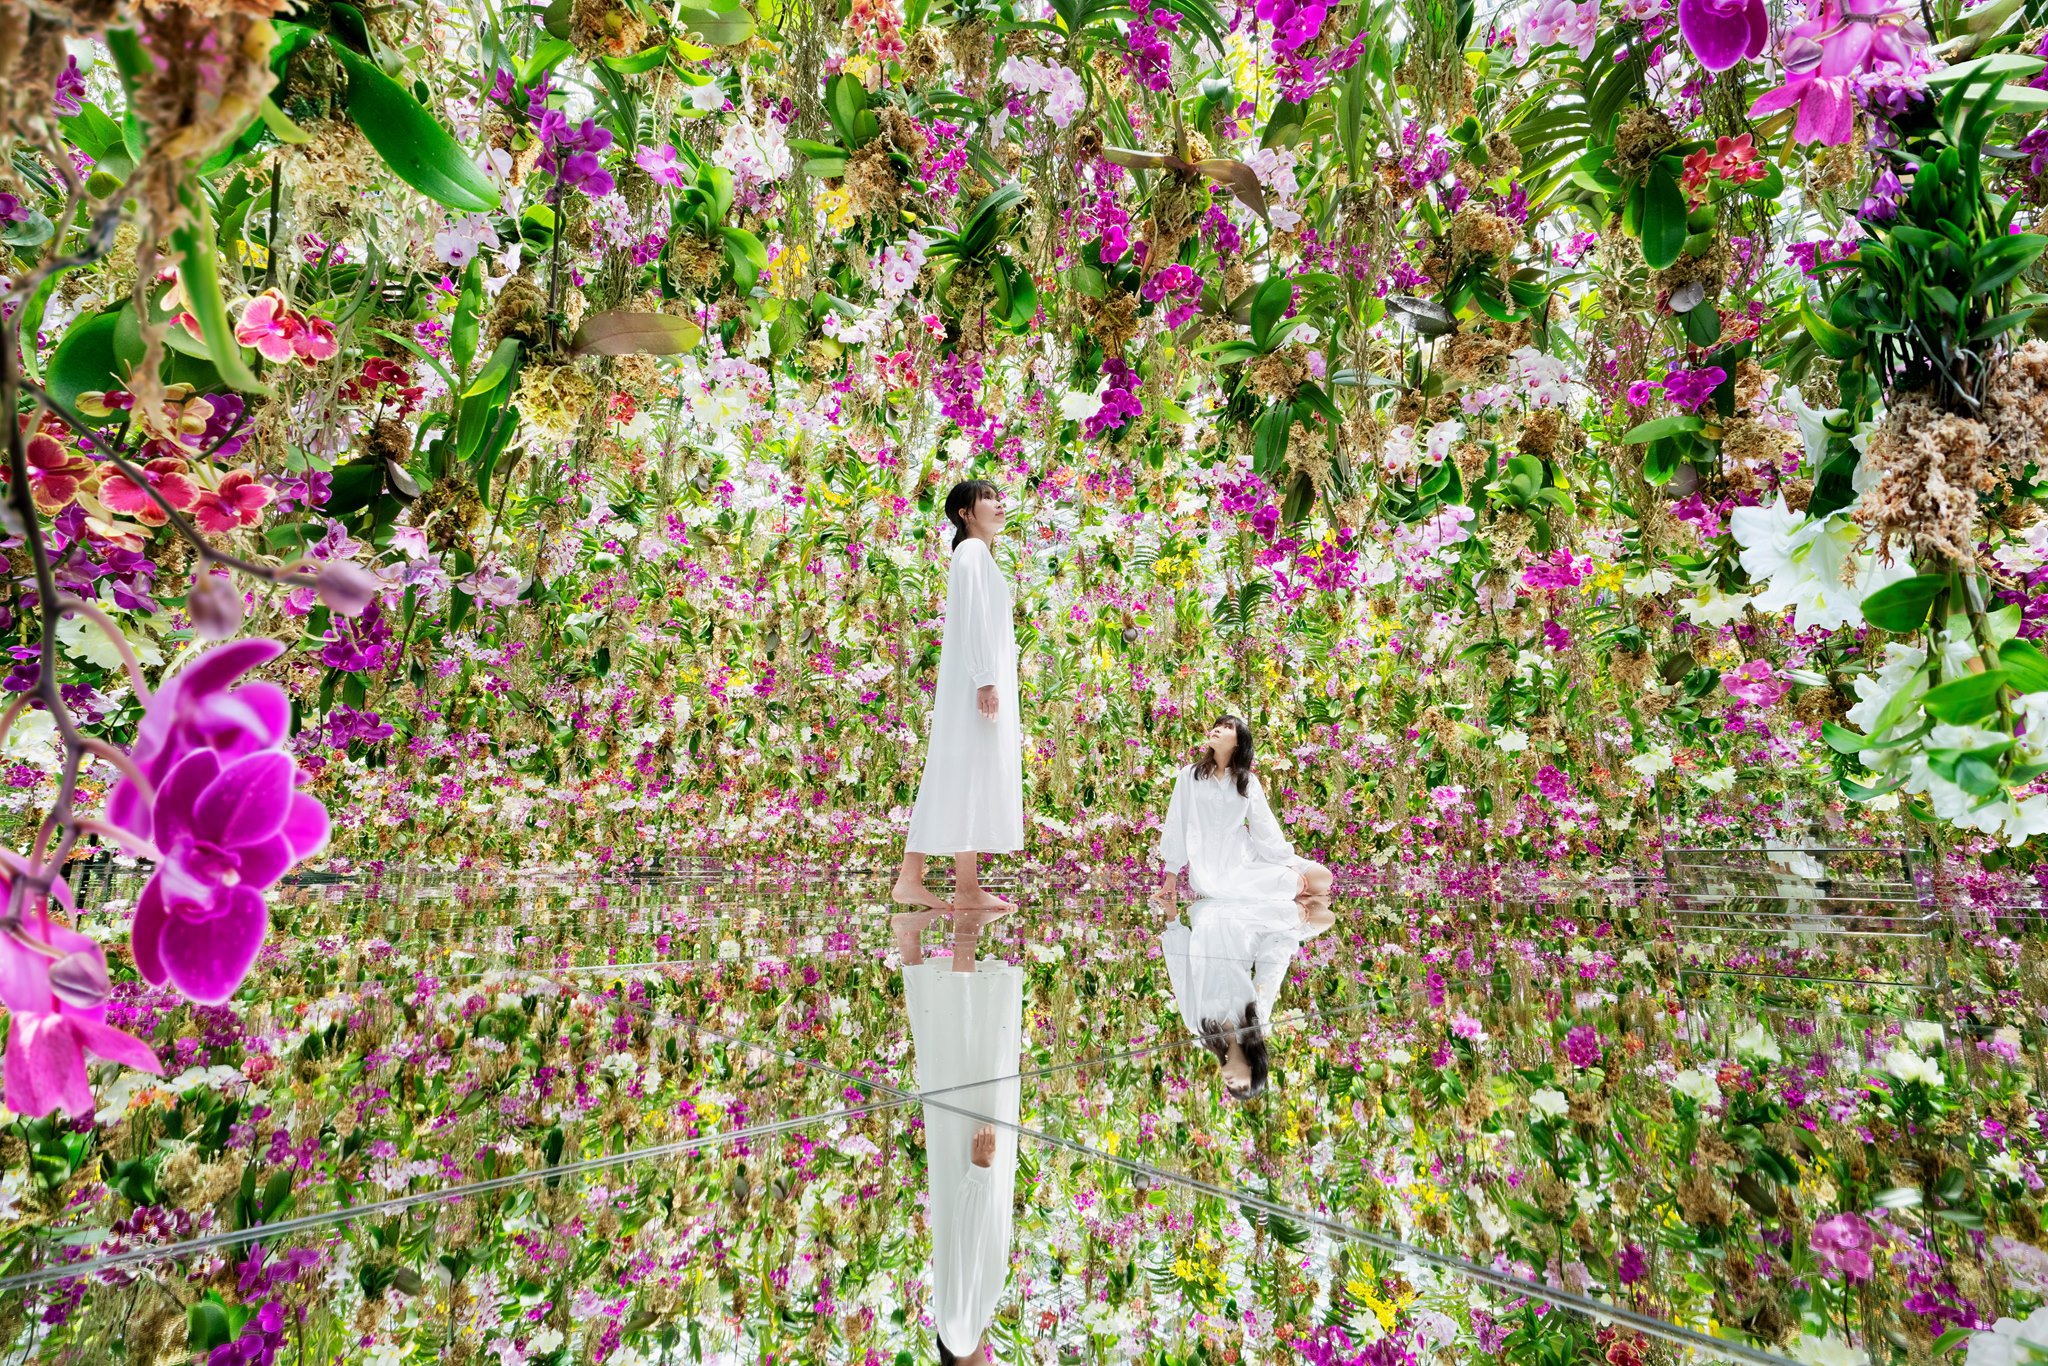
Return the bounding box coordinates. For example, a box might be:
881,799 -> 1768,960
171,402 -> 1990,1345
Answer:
2000,638 -> 2048,694
1621,414 -> 1701,445
1920,670 -> 2010,725
1248,274 -> 1294,352
332,43 -> 500,212
1641,166 -> 1687,270
1860,573 -> 1946,633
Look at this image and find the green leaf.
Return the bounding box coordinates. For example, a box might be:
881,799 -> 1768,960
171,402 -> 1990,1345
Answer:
1248,274 -> 1294,352
1642,436 -> 1682,486
1252,403 -> 1291,477
331,42 -> 500,212
451,258 -> 483,378
1921,670 -> 2010,725
1822,721 -> 1871,755
170,186 -> 267,395
1681,300 -> 1722,346
1568,145 -> 1623,194
2000,638 -> 2048,694
462,338 -> 522,399
1621,414 -> 1701,445
45,306 -> 131,411
1641,167 -> 1687,270
1860,573 -> 1946,633
188,1301 -> 233,1352
1800,297 -> 1863,360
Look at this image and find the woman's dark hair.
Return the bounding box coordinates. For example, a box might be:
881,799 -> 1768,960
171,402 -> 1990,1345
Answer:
1195,714 -> 1255,797
937,1336 -> 965,1365
944,479 -> 1001,549
1198,1002 -> 1269,1100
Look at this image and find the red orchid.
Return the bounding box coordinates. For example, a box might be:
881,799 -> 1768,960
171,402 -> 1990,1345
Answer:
20,427 -> 96,514
193,469 -> 274,533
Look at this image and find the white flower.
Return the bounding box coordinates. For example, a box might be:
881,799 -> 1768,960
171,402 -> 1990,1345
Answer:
57,611 -> 163,672
1693,765 -> 1738,793
1791,1332 -> 1869,1366
1966,1309 -> 2048,1366
1671,1068 -> 1721,1107
1,706 -> 59,768
1681,586 -> 1752,626
1882,1045 -> 1945,1088
1729,496 -> 1914,633
1904,1021 -> 1945,1049
1059,386 -> 1105,422
1494,727 -> 1529,753
1990,1150 -> 2025,1181
1732,1022 -> 1782,1064
1626,567 -> 1679,596
1528,1087 -> 1569,1119
1384,1046 -> 1413,1066
526,1328 -> 566,1355
1624,746 -> 1674,780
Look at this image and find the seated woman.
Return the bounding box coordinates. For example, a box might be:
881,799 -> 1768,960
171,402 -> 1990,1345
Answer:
1153,715 -> 1334,904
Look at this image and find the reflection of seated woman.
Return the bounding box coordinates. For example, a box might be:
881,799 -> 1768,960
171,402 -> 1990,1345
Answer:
903,948 -> 1020,1363
1160,897 -> 1335,1099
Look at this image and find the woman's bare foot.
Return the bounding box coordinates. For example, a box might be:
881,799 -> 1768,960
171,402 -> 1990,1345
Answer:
950,890 -> 1015,912
891,911 -> 933,965
891,876 -> 950,909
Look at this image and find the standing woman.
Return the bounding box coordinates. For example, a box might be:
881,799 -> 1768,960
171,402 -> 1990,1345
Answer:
894,480 -> 1023,913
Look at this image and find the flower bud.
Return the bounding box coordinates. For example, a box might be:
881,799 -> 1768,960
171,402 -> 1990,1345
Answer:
315,561 -> 380,618
49,946 -> 112,1010
187,569 -> 245,640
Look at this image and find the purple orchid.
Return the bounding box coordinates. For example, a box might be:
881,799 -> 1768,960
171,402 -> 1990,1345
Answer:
1677,0 -> 1768,71
1747,0 -> 1928,146
1,892 -> 161,1119
131,748 -> 327,1005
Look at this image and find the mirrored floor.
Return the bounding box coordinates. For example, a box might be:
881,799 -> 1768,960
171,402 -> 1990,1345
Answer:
12,864 -> 2048,1364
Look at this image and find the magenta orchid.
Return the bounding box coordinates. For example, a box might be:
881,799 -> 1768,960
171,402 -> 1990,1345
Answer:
108,639 -> 329,1005
1677,0 -> 1767,71
1,887 -> 161,1120
131,746 -> 328,1004
1746,0 -> 1928,145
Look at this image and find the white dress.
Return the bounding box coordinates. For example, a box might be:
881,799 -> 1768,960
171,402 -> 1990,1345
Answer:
1160,897 -> 1332,1035
1155,767 -> 1308,900
904,961 -> 1021,1353
905,539 -> 1024,856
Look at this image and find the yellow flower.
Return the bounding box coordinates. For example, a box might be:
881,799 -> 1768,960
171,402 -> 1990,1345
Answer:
1585,564 -> 1625,594
771,242 -> 812,298
816,188 -> 855,234
234,238 -> 271,269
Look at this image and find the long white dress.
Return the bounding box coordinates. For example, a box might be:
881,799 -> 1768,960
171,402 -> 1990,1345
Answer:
1155,766 -> 1308,900
1160,897 -> 1333,1035
905,539 -> 1024,856
904,960 -> 1021,1353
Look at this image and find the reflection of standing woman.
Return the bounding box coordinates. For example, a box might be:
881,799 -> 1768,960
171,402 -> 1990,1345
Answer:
903,954 -> 1022,1363
895,480 -> 1023,912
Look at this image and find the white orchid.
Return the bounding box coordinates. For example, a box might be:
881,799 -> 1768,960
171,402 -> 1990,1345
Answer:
1728,497 -> 1914,633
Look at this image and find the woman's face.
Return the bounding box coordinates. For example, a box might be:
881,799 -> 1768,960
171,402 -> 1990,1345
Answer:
1220,1036 -> 1253,1098
1204,721 -> 1237,763
963,491 -> 1007,539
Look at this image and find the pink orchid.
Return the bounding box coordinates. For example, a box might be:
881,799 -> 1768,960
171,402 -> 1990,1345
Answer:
234,289 -> 303,364
1678,0 -> 1768,71
193,469 -> 273,533
634,144 -> 688,189
295,316 -> 339,364
1747,0 -> 1928,145
102,456 -> 201,527
1,897 -> 162,1119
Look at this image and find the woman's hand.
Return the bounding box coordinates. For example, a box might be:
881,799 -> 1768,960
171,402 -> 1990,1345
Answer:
971,1124 -> 997,1167
1152,872 -> 1177,909
977,685 -> 998,719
